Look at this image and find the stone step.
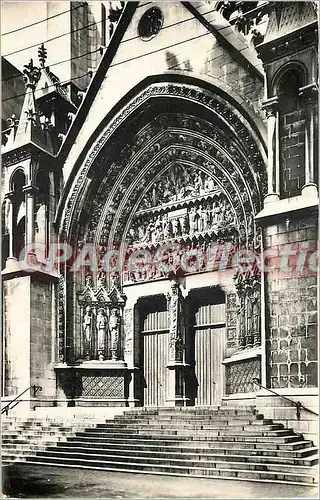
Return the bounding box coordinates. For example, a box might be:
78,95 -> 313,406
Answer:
2,436 -> 68,445
94,422 -> 282,431
113,414 -> 265,422
69,432 -> 302,445
131,406 -> 256,411
76,428 -> 294,439
65,435 -> 313,450
2,430 -> 74,440
2,443 -> 51,452
58,439 -> 317,457
128,410 -> 258,418
1,426 -> 73,434
24,456 -> 317,485
44,445 -> 319,467
32,449 -> 319,473
3,405 -> 317,487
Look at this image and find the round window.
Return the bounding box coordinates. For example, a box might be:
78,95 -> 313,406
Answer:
138,7 -> 164,41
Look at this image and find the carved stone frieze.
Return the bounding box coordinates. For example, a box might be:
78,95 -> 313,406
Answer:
123,308 -> 134,357
58,274 -> 65,362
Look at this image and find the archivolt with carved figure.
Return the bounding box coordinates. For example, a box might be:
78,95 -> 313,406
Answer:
60,81 -> 267,377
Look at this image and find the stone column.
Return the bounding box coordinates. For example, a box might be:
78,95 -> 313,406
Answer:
2,192 -> 21,273
262,97 -> 279,202
299,83 -> 318,198
23,184 -> 37,249
166,281 -> 187,407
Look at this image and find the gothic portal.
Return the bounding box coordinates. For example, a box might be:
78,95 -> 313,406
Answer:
1,1 -> 318,429
54,79 -> 267,407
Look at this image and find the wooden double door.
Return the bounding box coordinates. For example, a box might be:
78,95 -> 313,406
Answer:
191,301 -> 226,405
140,290 -> 226,407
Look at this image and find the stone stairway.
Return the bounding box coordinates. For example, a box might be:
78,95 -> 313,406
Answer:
1,415 -> 104,463
1,407 -> 318,486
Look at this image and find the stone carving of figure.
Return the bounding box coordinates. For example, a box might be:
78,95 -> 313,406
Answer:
211,202 -> 218,227
197,205 -> 204,232
85,275 -> 93,288
171,218 -> 179,237
96,308 -> 106,360
168,282 -> 184,362
83,306 -> 92,359
110,273 -> 121,290
201,205 -> 210,232
137,219 -> 147,240
245,281 -> 253,348
109,308 -> 121,360
204,177 -> 215,192
188,206 -> 197,234
194,171 -> 203,195
162,214 -> 171,239
142,220 -> 155,242
177,186 -> 186,200
215,200 -> 223,225
179,214 -> 187,235
154,216 -> 163,242
128,227 -> 137,242
251,279 -> 261,346
97,273 -> 106,288
237,292 -> 246,350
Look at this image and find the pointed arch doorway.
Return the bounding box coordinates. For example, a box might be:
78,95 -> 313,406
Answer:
57,76 -> 267,407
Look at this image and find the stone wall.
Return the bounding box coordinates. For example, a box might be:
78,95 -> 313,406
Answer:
30,277 -> 56,403
63,1 -> 266,182
279,104 -> 306,199
2,277 -> 31,397
264,212 -> 318,389
256,391 -> 319,446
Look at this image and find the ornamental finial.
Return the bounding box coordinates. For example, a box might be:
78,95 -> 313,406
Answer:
38,43 -> 48,68
23,59 -> 40,89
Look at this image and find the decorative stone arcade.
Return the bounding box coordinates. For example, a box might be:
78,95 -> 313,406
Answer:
57,78 -> 267,407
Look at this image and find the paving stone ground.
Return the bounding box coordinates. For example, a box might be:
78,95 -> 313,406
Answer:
1,464 -> 318,499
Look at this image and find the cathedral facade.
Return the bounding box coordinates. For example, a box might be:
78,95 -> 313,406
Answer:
1,1 -> 319,444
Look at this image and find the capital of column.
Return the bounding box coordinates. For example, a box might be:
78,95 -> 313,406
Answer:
4,190 -> 15,202
261,96 -> 278,117
22,184 -> 39,197
299,83 -> 318,105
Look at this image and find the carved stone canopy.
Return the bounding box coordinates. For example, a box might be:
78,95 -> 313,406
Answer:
77,273 -> 127,309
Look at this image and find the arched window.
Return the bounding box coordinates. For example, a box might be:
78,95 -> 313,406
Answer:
11,170 -> 26,258
278,68 -> 305,198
